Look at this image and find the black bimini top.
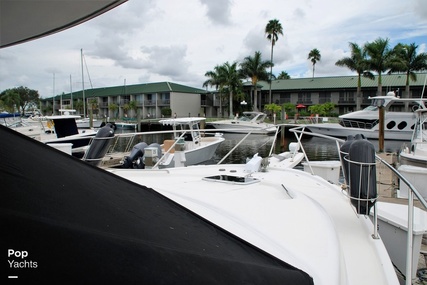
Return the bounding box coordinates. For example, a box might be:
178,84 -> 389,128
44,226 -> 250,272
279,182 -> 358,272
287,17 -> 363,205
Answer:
0,124 -> 313,284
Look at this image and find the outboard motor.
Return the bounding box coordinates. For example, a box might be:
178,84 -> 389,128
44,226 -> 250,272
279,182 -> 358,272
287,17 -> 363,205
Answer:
347,134 -> 377,215
122,142 -> 148,168
139,143 -> 162,169
83,123 -> 115,167
339,135 -> 354,185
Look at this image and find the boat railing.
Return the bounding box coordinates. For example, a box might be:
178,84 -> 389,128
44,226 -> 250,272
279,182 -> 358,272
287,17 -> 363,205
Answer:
340,119 -> 378,129
96,128 -> 229,168
287,124 -> 427,285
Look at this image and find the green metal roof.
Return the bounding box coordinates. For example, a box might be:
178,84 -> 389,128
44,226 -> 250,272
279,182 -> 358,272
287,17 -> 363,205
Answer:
48,81 -> 206,100
259,73 -> 427,91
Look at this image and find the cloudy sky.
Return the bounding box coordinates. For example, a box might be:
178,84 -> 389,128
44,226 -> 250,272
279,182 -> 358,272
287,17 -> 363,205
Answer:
1,0 -> 426,98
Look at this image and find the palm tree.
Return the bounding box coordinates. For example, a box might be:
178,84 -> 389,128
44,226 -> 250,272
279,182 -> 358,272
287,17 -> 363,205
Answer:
335,42 -> 374,110
217,62 -> 242,118
108,103 -> 118,119
75,100 -> 84,115
204,65 -> 225,117
277,71 -> 291,79
308,48 -> 321,78
364,37 -> 392,95
88,98 -> 98,127
239,51 -> 272,111
265,19 -> 283,104
389,43 -> 427,111
128,100 -> 138,118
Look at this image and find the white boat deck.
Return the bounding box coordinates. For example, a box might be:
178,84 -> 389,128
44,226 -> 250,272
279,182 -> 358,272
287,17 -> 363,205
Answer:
110,164 -> 398,285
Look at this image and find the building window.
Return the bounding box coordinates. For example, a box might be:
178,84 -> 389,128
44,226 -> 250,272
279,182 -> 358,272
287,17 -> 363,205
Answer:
297,92 -> 311,104
121,95 -> 130,106
319,92 -> 331,103
338,91 -> 354,103
362,91 -> 376,103
279,93 -> 291,103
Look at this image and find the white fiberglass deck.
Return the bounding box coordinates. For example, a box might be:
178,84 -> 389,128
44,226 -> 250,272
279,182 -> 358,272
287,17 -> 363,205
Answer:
110,164 -> 398,285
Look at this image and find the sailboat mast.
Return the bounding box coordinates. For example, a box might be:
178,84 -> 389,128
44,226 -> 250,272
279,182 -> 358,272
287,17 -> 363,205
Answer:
81,48 -> 86,117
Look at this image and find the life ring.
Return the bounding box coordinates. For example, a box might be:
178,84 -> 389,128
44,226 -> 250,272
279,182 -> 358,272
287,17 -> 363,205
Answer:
47,120 -> 54,129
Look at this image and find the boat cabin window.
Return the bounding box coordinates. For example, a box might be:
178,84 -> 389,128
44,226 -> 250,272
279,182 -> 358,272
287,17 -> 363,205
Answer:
174,122 -> 201,143
398,121 -> 407,130
363,105 -> 378,111
203,175 -> 259,185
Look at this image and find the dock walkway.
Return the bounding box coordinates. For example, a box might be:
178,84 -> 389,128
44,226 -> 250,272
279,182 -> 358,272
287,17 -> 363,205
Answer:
376,152 -> 427,284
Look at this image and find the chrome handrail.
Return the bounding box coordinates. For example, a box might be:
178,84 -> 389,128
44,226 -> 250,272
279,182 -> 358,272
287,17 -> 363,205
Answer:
288,125 -> 427,285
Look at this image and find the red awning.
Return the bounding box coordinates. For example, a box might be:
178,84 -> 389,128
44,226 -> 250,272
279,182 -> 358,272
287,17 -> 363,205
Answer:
296,104 -> 306,108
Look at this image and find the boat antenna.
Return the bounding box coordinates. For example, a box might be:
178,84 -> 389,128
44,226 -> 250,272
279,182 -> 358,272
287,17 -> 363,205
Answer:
421,74 -> 426,99
81,49 -> 86,117
419,73 -> 427,109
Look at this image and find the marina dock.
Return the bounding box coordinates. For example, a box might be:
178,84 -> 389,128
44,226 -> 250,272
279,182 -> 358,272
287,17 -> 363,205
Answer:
376,152 -> 427,281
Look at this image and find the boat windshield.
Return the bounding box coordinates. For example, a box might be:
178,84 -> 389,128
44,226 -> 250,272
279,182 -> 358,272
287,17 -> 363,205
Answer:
175,122 -> 200,141
240,112 -> 266,122
364,105 -> 378,111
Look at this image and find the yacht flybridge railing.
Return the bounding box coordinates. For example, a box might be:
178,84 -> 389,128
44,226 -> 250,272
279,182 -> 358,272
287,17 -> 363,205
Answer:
340,119 -> 378,129
287,125 -> 427,285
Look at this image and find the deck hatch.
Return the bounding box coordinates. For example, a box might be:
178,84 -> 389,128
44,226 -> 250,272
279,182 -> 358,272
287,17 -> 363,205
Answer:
202,175 -> 259,185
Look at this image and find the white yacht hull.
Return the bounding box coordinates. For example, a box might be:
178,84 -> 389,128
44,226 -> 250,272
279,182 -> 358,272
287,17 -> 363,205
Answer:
305,123 -> 412,141
208,122 -> 277,134
76,119 -> 103,129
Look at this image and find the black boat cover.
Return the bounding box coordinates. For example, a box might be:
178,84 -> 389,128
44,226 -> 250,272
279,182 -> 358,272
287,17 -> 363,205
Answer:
0,124 -> 313,284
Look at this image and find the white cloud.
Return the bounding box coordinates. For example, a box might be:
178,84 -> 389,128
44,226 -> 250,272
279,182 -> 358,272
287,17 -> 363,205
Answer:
0,0 -> 426,98
199,0 -> 233,25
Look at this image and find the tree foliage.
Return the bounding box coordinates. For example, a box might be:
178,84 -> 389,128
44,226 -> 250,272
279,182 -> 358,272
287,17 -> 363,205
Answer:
277,71 -> 291,79
0,86 -> 40,115
335,42 -> 374,110
264,103 -> 282,115
308,48 -> 321,78
364,37 -> 393,95
265,19 -> 284,104
282,102 -> 295,116
239,51 -> 272,111
308,102 -> 336,116
389,43 -> 427,103
204,62 -> 243,117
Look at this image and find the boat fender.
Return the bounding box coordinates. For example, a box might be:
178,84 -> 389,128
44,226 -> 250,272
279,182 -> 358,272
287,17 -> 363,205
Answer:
84,124 -> 115,166
348,135 -> 377,215
339,135 -> 355,185
122,142 -> 148,168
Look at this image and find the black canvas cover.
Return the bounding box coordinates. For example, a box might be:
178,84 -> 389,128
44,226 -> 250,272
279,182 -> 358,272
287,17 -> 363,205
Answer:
53,117 -> 79,138
0,125 -> 313,284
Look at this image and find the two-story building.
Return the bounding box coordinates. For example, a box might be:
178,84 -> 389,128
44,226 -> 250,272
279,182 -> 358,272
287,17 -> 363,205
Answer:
41,73 -> 427,119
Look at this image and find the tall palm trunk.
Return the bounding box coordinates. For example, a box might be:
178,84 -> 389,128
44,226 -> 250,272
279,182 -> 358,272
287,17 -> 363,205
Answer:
377,73 -> 382,96
269,42 -> 273,104
252,79 -> 259,111
356,74 -> 362,110
405,74 -> 410,112
253,88 -> 258,112
229,91 -> 233,118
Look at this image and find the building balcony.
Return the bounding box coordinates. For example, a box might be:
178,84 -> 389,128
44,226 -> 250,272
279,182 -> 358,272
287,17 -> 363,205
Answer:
338,100 -> 355,104
157,99 -> 170,106
119,99 -> 130,106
